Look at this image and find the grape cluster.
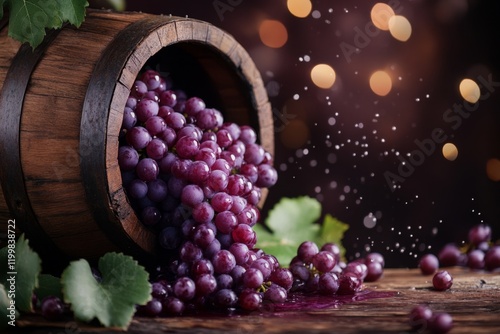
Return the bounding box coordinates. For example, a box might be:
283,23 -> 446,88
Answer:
418,223 -> 500,275
119,69 -> 289,314
288,241 -> 384,296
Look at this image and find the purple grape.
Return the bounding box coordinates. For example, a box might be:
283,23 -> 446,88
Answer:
229,242 -> 250,265
145,116 -> 167,136
212,250 -> 236,274
141,206 -> 161,226
207,169 -> 229,192
180,241 -> 202,263
214,289 -> 238,308
264,284 -> 287,303
162,297 -> 185,315
409,305 -> 433,331
184,97 -> 206,116
364,261 -> 384,282
171,159 -> 192,180
238,289 -> 262,311
243,143 -> 265,165
195,274 -> 217,296
188,161 -> 210,185
118,146 -> 139,171
192,201 -> 215,224
158,127 -> 177,147
321,243 -> 341,263
318,272 -> 339,294
159,226 -> 181,250
216,274 -> 233,290
126,126 -> 152,150
141,70 -> 162,90
193,224 -> 216,249
220,123 -> 241,142
175,136 -> 200,159
136,98 -> 159,122
216,129 -> 233,148
180,184 -> 204,207
251,258 -> 272,280
136,158 -> 159,182
312,250 -> 337,273
211,192 -> 233,212
40,296 -> 65,321
131,80 -> 147,98
467,249 -> 485,270
196,108 -> 222,130
195,148 -> 217,167
432,270 -> 453,291
147,179 -> 168,202
122,107 -> 137,130
126,96 -> 137,109
165,112 -> 186,130
270,268 -> 293,291
428,312 -> 453,334
438,244 -> 461,267
239,125 -> 257,144
191,259 -> 214,277
127,179 -> 148,199
485,246 -> 500,271
337,272 -> 362,295
173,277 -> 196,301
211,158 -> 232,175
419,253 -> 439,275
297,241 -> 319,263
159,90 -> 177,107
256,164 -> 278,188
158,105 -> 173,118
468,224 -> 492,246
231,224 -> 256,247
137,298 -> 162,317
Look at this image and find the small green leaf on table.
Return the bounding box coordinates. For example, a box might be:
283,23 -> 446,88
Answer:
35,274 -> 63,301
254,196 -> 322,266
61,252 -> 151,329
0,233 -> 42,312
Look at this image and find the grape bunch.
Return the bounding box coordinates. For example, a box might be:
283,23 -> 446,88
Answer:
418,223 -> 500,275
119,69 -> 290,314
288,241 -> 385,296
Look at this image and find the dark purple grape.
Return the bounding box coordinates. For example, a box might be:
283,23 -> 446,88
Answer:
438,244 -> 461,267
428,312 -> 453,333
297,241 -> 319,263
173,277 -> 196,301
243,267 -> 264,289
238,289 -> 262,311
40,296 -> 65,321
136,158 -> 159,182
432,270 -> 453,291
409,305 -> 433,331
312,250 -> 337,273
419,253 -> 439,275
264,284 -> 287,303
136,98 -> 159,122
318,272 -> 339,294
162,296 -> 185,315
126,126 -> 152,150
122,107 -> 137,130
485,246 -> 500,271
118,146 -> 139,171
195,274 -> 217,296
231,224 -> 256,246
214,289 -> 238,308
159,90 -> 177,107
467,249 -> 485,270
468,224 -> 492,246
337,272 -> 362,295
212,250 -> 236,274
364,261 -> 384,282
137,298 -> 162,317
270,268 -> 293,291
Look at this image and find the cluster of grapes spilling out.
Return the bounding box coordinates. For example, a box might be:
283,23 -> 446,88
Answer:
418,223 -> 500,275
118,69 -> 290,314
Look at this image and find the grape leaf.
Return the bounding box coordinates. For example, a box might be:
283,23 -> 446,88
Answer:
319,214 -> 350,261
0,234 -> 42,312
1,283 -> 18,330
56,0 -> 88,26
35,274 -> 63,301
61,252 -> 151,329
254,196 -> 322,265
6,0 -> 88,49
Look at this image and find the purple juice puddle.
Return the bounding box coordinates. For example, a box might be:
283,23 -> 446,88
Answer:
263,289 -> 398,313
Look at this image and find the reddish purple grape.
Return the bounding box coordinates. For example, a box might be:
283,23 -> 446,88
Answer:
432,270 -> 453,291
408,305 -> 433,331
419,253 -> 439,275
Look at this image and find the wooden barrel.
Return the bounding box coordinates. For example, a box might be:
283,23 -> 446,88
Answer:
0,10 -> 274,266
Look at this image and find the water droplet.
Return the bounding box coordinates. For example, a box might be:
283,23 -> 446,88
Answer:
328,117 -> 336,125
312,10 -> 321,18
293,93 -> 300,100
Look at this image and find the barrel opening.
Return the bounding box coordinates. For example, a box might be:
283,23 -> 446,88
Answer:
142,42 -> 260,139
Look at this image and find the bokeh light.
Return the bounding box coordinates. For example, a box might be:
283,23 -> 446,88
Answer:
371,3 -> 395,31
280,119 -> 310,149
486,158 -> 500,181
259,20 -> 288,48
310,64 -> 336,89
388,15 -> 412,42
459,78 -> 480,103
287,0 -> 312,18
369,70 -> 392,96
442,143 -> 458,161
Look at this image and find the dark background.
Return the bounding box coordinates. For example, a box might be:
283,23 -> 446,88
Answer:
124,0 -> 500,267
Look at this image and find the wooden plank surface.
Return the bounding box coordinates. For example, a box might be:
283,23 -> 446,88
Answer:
8,267 -> 500,333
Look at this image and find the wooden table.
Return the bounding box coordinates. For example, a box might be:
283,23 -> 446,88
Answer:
9,267 -> 500,333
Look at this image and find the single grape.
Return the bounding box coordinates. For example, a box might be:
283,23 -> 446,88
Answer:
162,296 -> 185,315
264,284 -> 287,303
173,277 -> 196,301
212,250 -> 237,274
408,305 -> 433,331
318,272 -> 339,295
214,289 -> 238,308
467,249 -> 485,270
468,224 -> 492,246
137,298 -> 163,317
126,126 -> 152,150
195,274 -> 217,296
428,312 -> 453,334
438,244 -> 461,267
238,289 -> 262,311
364,261 -> 384,282
136,158 -> 159,182
312,250 -> 337,273
297,241 -> 319,263
432,270 -> 453,291
419,253 -> 439,275
485,246 -> 500,271
40,296 -> 65,321
270,268 -> 294,291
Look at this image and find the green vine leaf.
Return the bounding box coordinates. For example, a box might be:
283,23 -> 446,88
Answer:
61,252 -> 151,329
4,0 -> 89,49
0,234 -> 42,313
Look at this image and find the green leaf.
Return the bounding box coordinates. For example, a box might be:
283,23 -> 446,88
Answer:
319,214 -> 350,261
255,196 -> 322,265
35,274 -> 63,301
89,0 -> 125,11
61,252 -> 151,329
1,284 -> 18,330
8,0 -> 63,49
0,234 -> 42,312
56,0 -> 88,27
6,0 -> 88,49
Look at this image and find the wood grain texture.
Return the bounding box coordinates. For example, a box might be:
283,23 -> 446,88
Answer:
9,267 -> 500,334
0,10 -> 273,263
